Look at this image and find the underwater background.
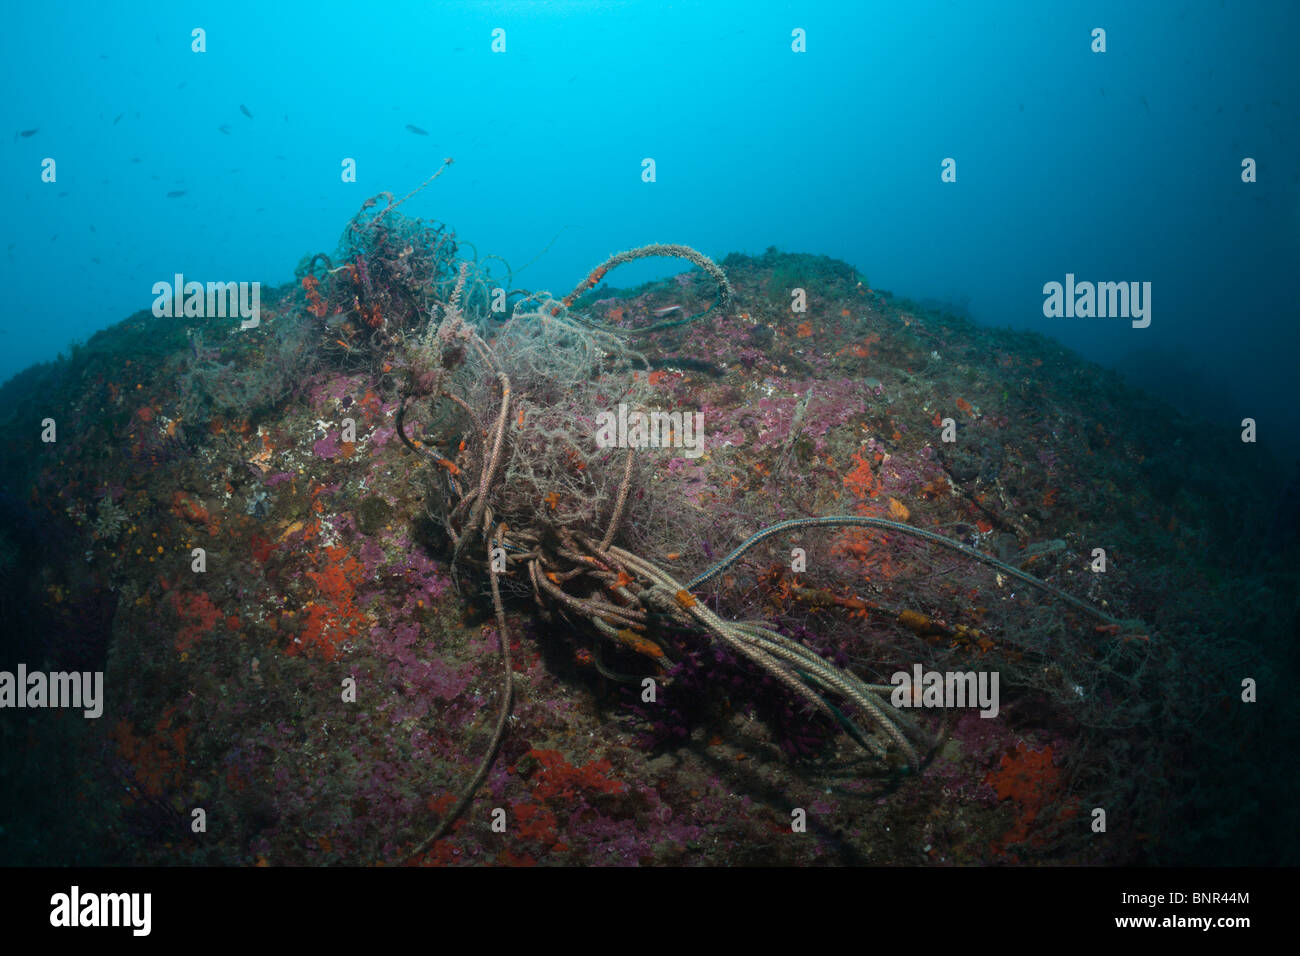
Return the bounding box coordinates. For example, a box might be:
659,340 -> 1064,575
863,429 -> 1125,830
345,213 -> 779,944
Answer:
4,0 -> 1298,447
0,1 -> 1297,867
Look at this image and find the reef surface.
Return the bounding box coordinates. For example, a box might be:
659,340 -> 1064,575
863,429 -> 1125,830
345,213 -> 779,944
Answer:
0,243 -> 1293,866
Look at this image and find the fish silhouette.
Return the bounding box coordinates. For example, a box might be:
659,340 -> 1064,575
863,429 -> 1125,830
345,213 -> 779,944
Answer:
166,190 -> 187,198
406,124 -> 429,135
19,128 -> 38,138
240,104 -> 253,118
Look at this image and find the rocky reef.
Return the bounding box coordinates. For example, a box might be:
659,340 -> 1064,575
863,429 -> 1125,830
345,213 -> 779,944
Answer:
1,194 -> 1294,867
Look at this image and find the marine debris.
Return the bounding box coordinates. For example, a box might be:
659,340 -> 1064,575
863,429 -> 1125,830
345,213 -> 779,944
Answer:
303,167 -> 1141,856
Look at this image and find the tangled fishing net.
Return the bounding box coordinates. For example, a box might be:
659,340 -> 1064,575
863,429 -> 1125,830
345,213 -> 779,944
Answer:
295,163 -> 1145,859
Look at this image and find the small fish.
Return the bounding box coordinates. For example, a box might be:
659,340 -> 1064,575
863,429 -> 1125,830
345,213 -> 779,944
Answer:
91,257 -> 101,264
406,124 -> 429,135
239,103 -> 253,118
19,128 -> 38,138
218,125 -> 231,134
652,305 -> 683,317
166,190 -> 187,198
112,113 -> 124,125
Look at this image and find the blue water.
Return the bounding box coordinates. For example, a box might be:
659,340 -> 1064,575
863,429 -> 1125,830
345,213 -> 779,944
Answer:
3,0 -> 1297,454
